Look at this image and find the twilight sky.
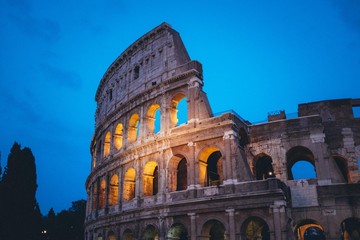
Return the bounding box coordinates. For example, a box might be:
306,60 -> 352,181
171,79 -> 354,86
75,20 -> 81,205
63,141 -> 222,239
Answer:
1,0 -> 359,214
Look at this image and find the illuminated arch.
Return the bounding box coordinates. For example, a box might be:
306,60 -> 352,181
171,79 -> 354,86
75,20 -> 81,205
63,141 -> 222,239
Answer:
254,154 -> 275,180
109,174 -> 119,206
200,219 -> 226,240
146,103 -> 161,134
198,146 -> 223,187
142,225 -> 158,240
123,168 -> 136,201
121,229 -> 134,240
286,146 -> 316,180
104,131 -> 111,157
114,123 -> 124,150
143,161 -> 159,196
241,216 -> 270,240
167,223 -> 188,240
170,93 -> 187,127
341,218 -> 360,240
99,180 -> 106,209
107,231 -> 116,240
168,155 -> 188,192
128,113 -> 140,142
294,219 -> 325,240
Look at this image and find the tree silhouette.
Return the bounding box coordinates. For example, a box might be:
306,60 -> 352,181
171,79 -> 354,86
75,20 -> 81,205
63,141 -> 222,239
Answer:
0,142 -> 42,240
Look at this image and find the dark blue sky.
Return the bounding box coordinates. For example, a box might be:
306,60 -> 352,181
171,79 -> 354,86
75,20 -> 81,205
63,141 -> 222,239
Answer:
1,0 -> 359,214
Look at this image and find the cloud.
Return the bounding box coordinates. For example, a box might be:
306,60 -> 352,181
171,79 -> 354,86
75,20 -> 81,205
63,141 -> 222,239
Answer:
40,64 -> 82,90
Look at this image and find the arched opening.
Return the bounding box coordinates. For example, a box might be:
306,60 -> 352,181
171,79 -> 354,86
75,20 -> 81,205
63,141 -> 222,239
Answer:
239,127 -> 249,147
96,140 -> 102,163
199,147 -> 223,187
254,154 -> 275,180
97,233 -> 103,240
170,93 -> 188,127
99,180 -> 106,209
114,123 -> 123,150
167,223 -> 188,240
123,168 -> 136,201
128,113 -> 140,142
143,161 -> 159,196
201,219 -> 226,240
109,174 -> 119,206
341,218 -> 360,240
287,146 -> 316,180
121,229 -> 134,240
168,155 -> 188,192
295,220 -> 325,240
177,158 -> 187,191
334,156 -> 349,183
143,225 -> 158,240
241,216 -> 270,240
104,131 -> 111,157
107,231 -> 116,240
146,104 -> 161,134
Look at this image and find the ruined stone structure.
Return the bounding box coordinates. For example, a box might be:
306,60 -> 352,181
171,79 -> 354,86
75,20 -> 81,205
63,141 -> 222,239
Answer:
85,23 -> 360,240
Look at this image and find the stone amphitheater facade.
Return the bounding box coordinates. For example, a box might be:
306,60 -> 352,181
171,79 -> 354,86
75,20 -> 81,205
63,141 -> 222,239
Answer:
85,23 -> 360,240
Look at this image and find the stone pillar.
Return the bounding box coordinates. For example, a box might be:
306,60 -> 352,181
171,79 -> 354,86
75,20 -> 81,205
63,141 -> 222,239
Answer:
187,77 -> 203,122
310,132 -> 331,184
158,216 -> 165,240
223,130 -> 238,184
188,213 -> 197,240
226,209 -> 236,240
104,173 -> 110,214
118,167 -> 124,209
187,142 -> 197,189
271,200 -> 287,240
135,156 -> 142,206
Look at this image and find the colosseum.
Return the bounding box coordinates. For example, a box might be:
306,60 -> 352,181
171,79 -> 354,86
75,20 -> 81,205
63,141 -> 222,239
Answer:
85,23 -> 360,240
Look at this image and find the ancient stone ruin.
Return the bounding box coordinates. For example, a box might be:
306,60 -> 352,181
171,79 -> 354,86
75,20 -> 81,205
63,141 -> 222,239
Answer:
85,22 -> 360,240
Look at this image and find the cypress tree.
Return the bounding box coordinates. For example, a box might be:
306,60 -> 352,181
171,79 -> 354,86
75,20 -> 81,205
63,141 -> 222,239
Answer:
0,142 -> 41,240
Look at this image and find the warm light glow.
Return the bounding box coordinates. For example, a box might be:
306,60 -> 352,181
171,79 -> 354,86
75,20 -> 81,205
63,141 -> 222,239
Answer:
128,113 -> 140,142
114,123 -> 123,150
123,168 -> 136,201
146,104 -> 161,134
99,180 -> 106,209
109,174 -> 119,206
170,93 -> 186,127
103,131 -> 111,157
143,161 -> 158,196
198,146 -> 221,186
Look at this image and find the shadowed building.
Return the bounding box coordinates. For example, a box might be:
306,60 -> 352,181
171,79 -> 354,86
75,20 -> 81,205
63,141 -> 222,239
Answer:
85,23 -> 360,240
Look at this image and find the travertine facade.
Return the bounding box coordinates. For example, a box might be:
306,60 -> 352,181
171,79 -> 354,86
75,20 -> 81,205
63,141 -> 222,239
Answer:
85,23 -> 360,240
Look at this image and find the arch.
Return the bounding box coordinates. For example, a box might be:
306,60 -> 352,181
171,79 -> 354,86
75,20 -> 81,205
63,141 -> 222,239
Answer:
170,93 -> 187,127
168,155 -> 188,192
107,231 -> 116,240
287,146 -> 316,180
254,154 -> 275,180
123,168 -> 136,201
114,123 -> 124,150
334,156 -> 349,183
240,216 -> 270,240
128,113 -> 140,142
341,217 -> 360,240
97,233 -> 103,240
200,219 -> 226,240
167,223 -> 188,240
198,146 -> 223,187
109,174 -> 119,206
142,225 -> 159,240
104,131 -> 111,157
294,219 -> 325,240
239,127 -> 249,147
99,180 -> 106,209
143,161 -> 159,196
121,229 -> 134,240
146,103 -> 161,134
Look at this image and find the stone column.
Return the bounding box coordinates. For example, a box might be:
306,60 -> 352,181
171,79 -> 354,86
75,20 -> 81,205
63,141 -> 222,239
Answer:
104,173 -> 110,214
310,132 -> 331,184
158,216 -> 165,240
118,166 -> 124,209
188,213 -> 197,240
187,141 -> 197,189
223,130 -> 238,184
187,77 -> 203,122
135,156 -> 142,207
226,209 -> 236,240
271,200 -> 287,240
